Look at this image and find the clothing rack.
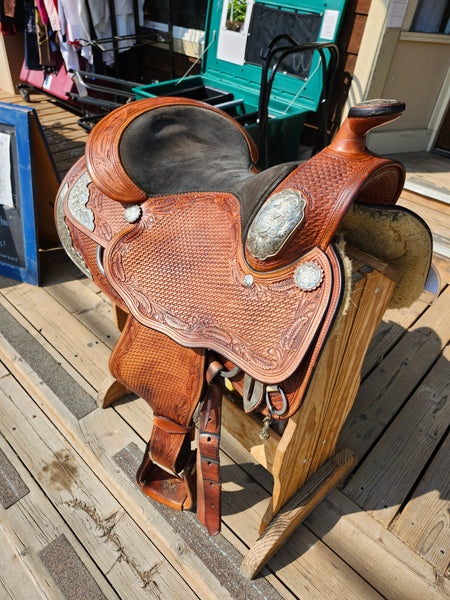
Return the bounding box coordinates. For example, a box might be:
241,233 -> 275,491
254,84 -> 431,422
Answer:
18,1 -> 175,130
77,0 -> 174,80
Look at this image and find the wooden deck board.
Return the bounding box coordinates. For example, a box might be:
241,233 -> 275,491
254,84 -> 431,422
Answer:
390,151 -> 450,200
338,286 -> 450,460
0,523 -> 49,600
0,365 -> 201,600
0,91 -> 448,599
0,426 -> 121,600
0,265 -> 383,600
344,346 -> 449,524
392,432 -> 450,572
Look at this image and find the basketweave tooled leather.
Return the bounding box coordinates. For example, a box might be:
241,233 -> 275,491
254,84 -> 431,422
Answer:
110,313 -> 205,511
55,97 -> 409,535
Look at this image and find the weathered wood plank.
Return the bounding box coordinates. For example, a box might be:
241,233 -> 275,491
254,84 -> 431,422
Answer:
0,432 -> 120,600
394,151 -> 450,197
361,296 -> 428,378
398,194 -> 449,254
42,268 -> 120,350
338,286 -> 450,459
0,522 -> 48,600
391,432 -> 450,572
0,283 -> 112,390
0,293 -> 99,403
344,345 -> 450,526
305,489 -> 450,600
0,366 -> 201,600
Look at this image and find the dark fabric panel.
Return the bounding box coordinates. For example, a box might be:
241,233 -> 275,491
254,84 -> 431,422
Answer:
245,4 -> 322,79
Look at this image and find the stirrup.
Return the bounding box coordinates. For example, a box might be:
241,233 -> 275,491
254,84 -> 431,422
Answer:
136,444 -> 196,511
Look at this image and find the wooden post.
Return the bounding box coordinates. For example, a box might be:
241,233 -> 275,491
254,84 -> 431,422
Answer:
256,252 -> 398,533
240,449 -> 358,579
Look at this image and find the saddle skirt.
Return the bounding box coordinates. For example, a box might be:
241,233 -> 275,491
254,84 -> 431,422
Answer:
55,97 -> 432,534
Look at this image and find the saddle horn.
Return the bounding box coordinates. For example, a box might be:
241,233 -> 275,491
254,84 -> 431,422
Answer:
329,99 -> 405,156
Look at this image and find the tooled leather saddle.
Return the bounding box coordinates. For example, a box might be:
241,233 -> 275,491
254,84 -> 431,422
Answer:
55,97 -> 429,535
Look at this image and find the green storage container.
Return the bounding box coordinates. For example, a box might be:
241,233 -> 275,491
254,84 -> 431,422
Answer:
134,0 -> 347,166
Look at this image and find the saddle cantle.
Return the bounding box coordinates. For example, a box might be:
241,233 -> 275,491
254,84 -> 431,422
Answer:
55,97 -> 432,535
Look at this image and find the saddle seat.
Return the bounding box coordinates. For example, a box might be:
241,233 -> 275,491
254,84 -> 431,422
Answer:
55,97 -> 432,535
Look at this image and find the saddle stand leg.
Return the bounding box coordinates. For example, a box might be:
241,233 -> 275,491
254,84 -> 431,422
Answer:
240,448 -> 357,579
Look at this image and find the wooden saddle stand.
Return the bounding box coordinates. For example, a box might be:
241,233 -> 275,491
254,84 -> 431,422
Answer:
55,98 -> 432,578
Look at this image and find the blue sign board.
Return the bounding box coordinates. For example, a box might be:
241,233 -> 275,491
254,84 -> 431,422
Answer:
0,103 -> 40,285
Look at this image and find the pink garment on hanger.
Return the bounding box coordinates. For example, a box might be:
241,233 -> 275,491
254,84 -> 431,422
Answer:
43,0 -> 61,31
36,0 -> 50,26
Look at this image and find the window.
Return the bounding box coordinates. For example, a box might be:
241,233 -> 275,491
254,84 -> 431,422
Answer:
143,0 -> 208,35
410,0 -> 450,34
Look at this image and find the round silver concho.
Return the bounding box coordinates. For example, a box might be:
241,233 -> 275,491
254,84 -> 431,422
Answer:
294,262 -> 323,291
124,204 -> 142,223
243,274 -> 254,287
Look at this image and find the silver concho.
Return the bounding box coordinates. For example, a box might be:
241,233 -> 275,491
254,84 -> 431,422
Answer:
124,204 -> 142,223
66,170 -> 95,231
54,181 -> 92,279
294,262 -> 323,291
243,274 -> 254,287
246,189 -> 307,260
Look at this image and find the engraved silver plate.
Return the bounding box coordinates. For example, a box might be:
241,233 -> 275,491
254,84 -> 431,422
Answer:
54,182 -> 92,279
294,262 -> 323,291
246,189 -> 307,260
67,170 -> 95,231
124,204 -> 142,223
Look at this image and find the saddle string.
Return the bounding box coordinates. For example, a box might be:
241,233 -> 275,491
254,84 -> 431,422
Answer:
259,415 -> 273,440
281,56 -> 323,116
175,31 -> 217,87
259,385 -> 288,439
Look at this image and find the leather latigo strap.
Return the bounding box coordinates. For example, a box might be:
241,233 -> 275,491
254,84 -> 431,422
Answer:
109,314 -> 206,511
196,359 -> 224,535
